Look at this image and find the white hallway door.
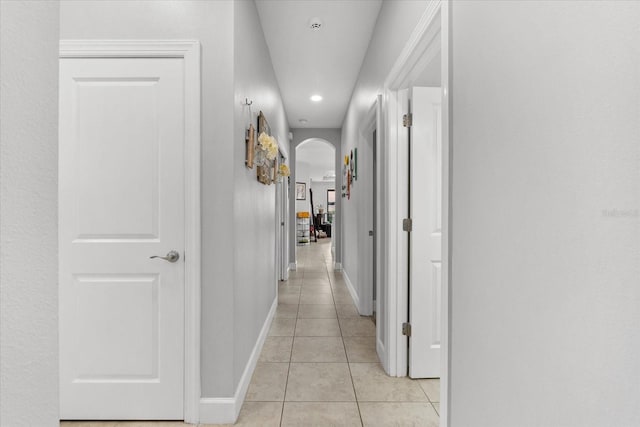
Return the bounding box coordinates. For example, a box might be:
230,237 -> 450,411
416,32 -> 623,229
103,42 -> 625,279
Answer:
59,56 -> 186,419
408,87 -> 442,378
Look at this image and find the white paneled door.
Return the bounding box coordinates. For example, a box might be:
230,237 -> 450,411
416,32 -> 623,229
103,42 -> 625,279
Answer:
59,57 -> 185,419
409,87 -> 442,378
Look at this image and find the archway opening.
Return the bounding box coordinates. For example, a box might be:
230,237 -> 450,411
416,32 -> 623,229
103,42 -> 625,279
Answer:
294,139 -> 336,255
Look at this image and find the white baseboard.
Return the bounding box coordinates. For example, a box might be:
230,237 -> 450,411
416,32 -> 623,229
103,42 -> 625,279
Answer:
199,297 -> 277,424
334,262 -> 342,271
289,262 -> 297,271
342,270 -> 360,312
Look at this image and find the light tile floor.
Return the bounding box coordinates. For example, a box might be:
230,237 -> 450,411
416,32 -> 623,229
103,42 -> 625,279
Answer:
61,240 -> 440,426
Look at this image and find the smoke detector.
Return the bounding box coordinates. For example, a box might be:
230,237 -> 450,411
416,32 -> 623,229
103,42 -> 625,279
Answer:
309,17 -> 323,31
299,119 -> 308,124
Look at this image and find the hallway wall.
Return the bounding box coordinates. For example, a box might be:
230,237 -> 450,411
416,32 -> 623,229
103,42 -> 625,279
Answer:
60,0 -> 289,403
0,1 -> 61,425
449,2 -> 640,426
61,0 -> 237,398
232,0 -> 290,395
341,0 -> 430,313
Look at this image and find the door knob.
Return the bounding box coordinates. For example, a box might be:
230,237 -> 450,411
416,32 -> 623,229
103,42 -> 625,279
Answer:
150,250 -> 180,263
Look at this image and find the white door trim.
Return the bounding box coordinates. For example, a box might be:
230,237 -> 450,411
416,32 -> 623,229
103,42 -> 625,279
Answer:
59,40 -> 202,424
380,2 -> 450,426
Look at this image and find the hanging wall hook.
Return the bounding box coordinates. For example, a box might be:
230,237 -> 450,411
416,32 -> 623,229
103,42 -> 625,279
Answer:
242,98 -> 253,106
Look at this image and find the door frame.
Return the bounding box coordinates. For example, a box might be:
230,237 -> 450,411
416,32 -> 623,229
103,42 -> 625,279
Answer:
358,99 -> 381,317
380,1 -> 450,425
59,40 -> 202,424
276,151 -> 289,282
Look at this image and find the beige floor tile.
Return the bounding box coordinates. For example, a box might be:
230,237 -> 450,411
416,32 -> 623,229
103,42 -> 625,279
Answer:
340,318 -> 376,337
300,284 -> 333,294
269,318 -> 296,336
300,292 -> 335,304
432,402 -> 440,415
332,288 -> 352,297
207,401 -> 283,427
333,293 -> 355,304
304,271 -> 329,277
418,378 -> 440,402
281,402 -> 362,426
350,363 -> 428,402
279,285 -> 301,294
297,304 -> 337,319
295,318 -> 341,336
359,402 -> 439,427
274,303 -> 298,318
302,278 -> 332,287
336,304 -> 360,318
278,293 -> 300,305
285,363 -> 355,401
259,336 -> 293,362
245,362 -> 289,401
291,337 -> 346,362
60,423 -> 117,427
109,423 -> 187,427
343,336 -> 378,362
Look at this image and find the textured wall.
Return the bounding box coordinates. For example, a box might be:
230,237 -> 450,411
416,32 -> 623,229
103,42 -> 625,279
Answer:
0,1 -> 61,425
232,0 -> 289,392
60,0 -> 237,397
449,2 -> 640,426
340,0 -> 430,313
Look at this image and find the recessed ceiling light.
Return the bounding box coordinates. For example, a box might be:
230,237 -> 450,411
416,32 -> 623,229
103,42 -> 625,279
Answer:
299,119 -> 308,124
310,95 -> 323,102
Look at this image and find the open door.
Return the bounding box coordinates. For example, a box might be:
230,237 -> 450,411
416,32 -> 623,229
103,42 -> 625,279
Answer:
408,87 -> 443,378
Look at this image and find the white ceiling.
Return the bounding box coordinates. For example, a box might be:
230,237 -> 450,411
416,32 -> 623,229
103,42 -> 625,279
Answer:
256,0 -> 383,129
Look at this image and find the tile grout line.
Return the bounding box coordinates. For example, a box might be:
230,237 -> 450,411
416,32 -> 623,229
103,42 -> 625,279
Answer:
327,260 -> 365,427
279,267 -> 304,427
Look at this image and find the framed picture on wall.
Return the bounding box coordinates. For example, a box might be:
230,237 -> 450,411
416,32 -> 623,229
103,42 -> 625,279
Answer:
327,189 -> 336,213
296,182 -> 306,200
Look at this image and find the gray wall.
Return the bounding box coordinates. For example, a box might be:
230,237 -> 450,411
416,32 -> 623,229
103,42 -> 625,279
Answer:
60,0 -> 288,398
232,0 -> 289,391
449,2 -> 640,426
0,1 -> 60,425
340,0 -> 430,313
290,129 -> 342,268
61,0 -> 237,398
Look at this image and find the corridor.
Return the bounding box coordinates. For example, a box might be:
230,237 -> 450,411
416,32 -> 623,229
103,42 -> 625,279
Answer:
234,239 -> 440,426
60,240 -> 440,427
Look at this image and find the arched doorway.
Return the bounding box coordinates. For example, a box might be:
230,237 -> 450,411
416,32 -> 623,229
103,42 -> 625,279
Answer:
288,131 -> 342,271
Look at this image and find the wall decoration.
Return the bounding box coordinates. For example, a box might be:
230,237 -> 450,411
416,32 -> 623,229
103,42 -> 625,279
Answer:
254,111 -> 278,185
258,110 -> 271,136
350,150 -> 354,179
296,182 -> 306,200
354,148 -> 357,180
245,124 -> 255,169
327,189 -> 336,213
257,165 -> 270,184
277,163 -> 290,182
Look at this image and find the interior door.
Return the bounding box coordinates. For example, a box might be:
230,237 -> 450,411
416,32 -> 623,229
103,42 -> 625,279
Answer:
59,57 -> 185,419
408,87 -> 443,378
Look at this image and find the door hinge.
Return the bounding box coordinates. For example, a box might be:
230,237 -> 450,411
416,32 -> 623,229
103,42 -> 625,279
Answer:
402,113 -> 412,128
402,218 -> 412,232
402,322 -> 412,337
